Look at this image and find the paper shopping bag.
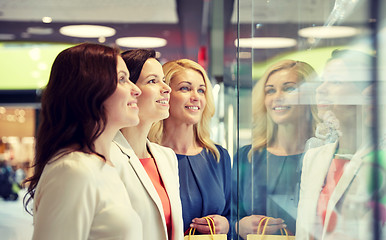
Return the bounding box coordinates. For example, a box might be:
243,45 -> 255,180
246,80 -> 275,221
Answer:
247,217 -> 295,240
184,216 -> 227,240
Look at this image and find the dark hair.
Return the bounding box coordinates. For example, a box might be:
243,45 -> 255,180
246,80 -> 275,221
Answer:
24,43 -> 120,213
121,49 -> 156,83
327,49 -> 375,89
328,49 -> 376,66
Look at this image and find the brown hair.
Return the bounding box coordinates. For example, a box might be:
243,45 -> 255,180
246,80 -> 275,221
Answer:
121,49 -> 156,83
24,43 -> 120,212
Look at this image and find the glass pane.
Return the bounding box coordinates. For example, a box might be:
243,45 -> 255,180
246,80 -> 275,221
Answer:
233,0 -> 385,240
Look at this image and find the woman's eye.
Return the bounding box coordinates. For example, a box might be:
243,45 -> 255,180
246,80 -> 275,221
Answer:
265,88 -> 275,95
180,86 -> 189,91
284,86 -> 297,92
148,79 -> 156,84
119,76 -> 128,84
198,88 -> 205,94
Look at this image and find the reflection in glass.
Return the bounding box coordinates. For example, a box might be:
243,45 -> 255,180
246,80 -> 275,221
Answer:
296,49 -> 386,240
233,60 -> 319,239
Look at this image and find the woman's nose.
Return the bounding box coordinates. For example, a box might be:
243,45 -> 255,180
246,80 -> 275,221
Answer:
190,91 -> 200,101
131,83 -> 141,97
272,90 -> 284,100
161,82 -> 171,94
316,81 -> 328,95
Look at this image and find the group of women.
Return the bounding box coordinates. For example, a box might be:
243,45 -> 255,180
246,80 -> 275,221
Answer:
21,42 -> 384,240
23,43 -> 230,240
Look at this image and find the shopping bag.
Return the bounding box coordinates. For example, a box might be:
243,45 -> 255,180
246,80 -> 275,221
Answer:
247,217 -> 295,240
184,216 -> 228,240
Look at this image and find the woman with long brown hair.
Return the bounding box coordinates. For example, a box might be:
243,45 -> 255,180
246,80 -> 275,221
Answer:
24,43 -> 143,240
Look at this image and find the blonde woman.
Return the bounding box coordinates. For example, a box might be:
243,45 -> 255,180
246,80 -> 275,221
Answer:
233,60 -> 319,239
149,59 -> 231,236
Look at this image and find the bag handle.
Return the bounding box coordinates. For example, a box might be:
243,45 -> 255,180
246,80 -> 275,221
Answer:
204,216 -> 216,235
257,217 -> 289,239
186,216 -> 216,239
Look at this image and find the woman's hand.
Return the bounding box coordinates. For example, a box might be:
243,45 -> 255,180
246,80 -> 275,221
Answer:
190,214 -> 229,234
236,215 -> 286,239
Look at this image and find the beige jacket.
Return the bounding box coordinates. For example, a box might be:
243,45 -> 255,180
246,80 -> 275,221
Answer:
110,131 -> 184,240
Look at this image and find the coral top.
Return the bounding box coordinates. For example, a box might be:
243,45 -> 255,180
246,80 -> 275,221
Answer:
140,157 -> 172,239
317,158 -> 349,232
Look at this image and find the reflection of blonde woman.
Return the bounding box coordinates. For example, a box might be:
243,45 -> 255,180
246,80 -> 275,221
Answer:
233,60 -> 319,239
149,59 -> 231,236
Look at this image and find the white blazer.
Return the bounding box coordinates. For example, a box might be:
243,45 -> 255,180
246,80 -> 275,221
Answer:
296,141 -> 380,240
110,131 -> 184,240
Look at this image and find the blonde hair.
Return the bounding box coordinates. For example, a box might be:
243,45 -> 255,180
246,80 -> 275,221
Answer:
148,59 -> 220,161
249,59 -> 319,160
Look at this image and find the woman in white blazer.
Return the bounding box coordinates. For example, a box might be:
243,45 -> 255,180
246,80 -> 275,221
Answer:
25,43 -> 143,240
297,141 -> 386,240
296,50 -> 385,240
110,49 -> 183,240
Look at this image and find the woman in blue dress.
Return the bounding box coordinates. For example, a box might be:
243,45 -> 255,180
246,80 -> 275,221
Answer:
233,60 -> 319,239
149,59 -> 231,236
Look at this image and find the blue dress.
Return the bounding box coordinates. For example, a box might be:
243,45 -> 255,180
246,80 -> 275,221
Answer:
232,145 -> 303,236
176,144 -> 231,235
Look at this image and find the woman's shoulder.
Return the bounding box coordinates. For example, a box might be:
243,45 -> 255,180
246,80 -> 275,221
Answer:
238,144 -> 252,153
214,144 -> 230,155
234,145 -> 268,163
303,141 -> 337,157
211,144 -> 232,165
45,151 -> 102,178
49,151 -> 94,165
39,151 -> 103,191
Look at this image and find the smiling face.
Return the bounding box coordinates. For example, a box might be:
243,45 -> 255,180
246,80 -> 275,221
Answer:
135,58 -> 171,123
168,68 -> 207,125
264,69 -> 309,125
104,56 -> 141,129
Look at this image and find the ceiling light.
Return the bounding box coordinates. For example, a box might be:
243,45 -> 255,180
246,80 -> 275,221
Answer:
98,36 -> 106,43
235,37 -> 297,49
21,32 -> 31,38
116,37 -> 167,48
29,48 -> 41,61
27,27 -> 53,35
59,25 -> 116,38
298,26 -> 359,39
42,17 -> 52,24
0,33 -> 15,40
